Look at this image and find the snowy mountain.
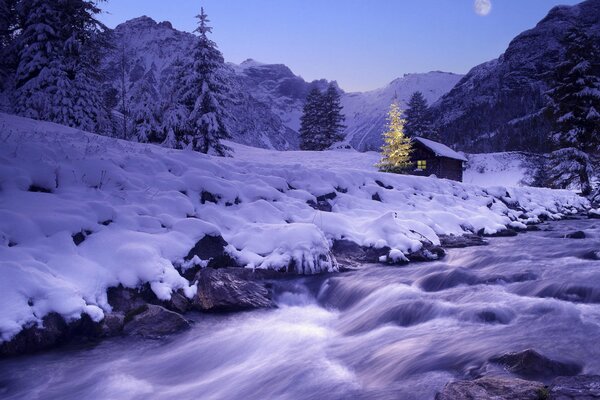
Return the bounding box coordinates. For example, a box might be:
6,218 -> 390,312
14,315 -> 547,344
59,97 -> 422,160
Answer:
0,112 -> 588,343
341,72 -> 463,151
430,0 -> 600,153
101,17 -> 461,151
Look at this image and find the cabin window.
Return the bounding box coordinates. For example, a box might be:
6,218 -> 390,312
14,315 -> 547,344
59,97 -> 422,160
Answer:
417,160 -> 427,170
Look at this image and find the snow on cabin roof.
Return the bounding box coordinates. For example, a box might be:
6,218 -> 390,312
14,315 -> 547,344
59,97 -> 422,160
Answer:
413,137 -> 468,162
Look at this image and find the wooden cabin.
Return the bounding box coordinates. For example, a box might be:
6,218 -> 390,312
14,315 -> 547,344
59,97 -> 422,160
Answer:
409,137 -> 467,182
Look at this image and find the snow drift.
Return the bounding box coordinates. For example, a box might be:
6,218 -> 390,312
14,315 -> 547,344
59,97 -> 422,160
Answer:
0,113 -> 589,341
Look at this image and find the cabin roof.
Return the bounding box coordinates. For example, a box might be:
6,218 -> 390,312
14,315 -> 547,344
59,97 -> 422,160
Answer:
413,137 -> 468,162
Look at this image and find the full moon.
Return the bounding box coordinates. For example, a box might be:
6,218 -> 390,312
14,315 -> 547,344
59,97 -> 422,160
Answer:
474,0 -> 492,16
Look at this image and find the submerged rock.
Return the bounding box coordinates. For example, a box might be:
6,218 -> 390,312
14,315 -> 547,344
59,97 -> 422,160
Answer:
122,304 -> 190,337
549,375 -> 600,399
435,376 -> 544,400
192,268 -> 274,312
565,231 -> 586,239
489,349 -> 582,380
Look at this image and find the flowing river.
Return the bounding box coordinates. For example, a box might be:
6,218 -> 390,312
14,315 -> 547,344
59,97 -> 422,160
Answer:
1,217 -> 599,400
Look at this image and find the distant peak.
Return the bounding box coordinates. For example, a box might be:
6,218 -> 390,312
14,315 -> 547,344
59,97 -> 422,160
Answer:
240,58 -> 266,68
117,16 -> 175,31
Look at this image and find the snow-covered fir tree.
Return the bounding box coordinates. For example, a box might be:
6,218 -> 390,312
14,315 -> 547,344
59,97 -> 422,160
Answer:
321,83 -> 346,147
0,0 -> 18,91
179,7 -> 231,156
14,0 -> 108,132
404,91 -> 434,138
545,27 -> 600,195
545,148 -> 594,195
130,63 -> 161,143
378,102 -> 413,173
300,84 -> 345,151
299,87 -> 325,150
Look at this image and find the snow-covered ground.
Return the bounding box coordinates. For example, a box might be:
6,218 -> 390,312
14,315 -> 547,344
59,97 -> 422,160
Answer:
464,152 -> 540,187
0,113 -> 589,342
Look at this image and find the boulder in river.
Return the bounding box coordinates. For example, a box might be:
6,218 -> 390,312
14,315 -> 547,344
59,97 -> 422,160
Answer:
192,267 -> 274,312
489,349 -> 582,380
435,376 -> 545,400
122,304 -> 190,337
565,231 -> 586,239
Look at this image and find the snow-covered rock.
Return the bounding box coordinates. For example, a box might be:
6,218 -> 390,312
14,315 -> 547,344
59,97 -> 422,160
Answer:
0,113 -> 589,342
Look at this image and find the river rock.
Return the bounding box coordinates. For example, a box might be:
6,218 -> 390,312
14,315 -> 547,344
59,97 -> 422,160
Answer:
549,375 -> 600,399
0,313 -> 101,357
565,231 -> 586,239
122,304 -> 190,337
100,312 -> 125,336
192,268 -> 274,312
439,234 -> 488,248
185,234 -> 239,273
106,285 -> 149,313
435,376 -> 544,400
407,243 -> 446,262
581,250 -> 600,261
489,349 -> 582,380
588,210 -> 600,219
331,239 -> 390,268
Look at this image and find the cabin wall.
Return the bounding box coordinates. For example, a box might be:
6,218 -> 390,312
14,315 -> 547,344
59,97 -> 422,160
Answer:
410,144 -> 463,182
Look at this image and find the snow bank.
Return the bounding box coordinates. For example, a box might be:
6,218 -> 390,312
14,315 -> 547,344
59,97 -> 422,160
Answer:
0,113 -> 589,341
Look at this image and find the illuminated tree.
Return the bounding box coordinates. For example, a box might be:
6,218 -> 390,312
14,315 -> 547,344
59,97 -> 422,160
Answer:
377,101 -> 413,173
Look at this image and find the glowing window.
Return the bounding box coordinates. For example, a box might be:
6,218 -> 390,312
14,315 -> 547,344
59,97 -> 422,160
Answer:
417,160 -> 427,170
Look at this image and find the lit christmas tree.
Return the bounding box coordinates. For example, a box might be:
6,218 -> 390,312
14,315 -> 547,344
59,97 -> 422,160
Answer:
377,102 -> 413,173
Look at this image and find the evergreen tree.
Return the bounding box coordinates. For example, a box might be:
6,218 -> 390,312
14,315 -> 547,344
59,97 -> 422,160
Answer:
183,7 -> 231,156
321,83 -> 345,146
546,27 -> 600,195
377,102 -> 413,173
0,0 -> 18,91
299,88 -> 324,150
161,56 -> 189,149
404,91 -> 434,138
130,63 -> 161,143
13,0 -> 108,132
545,147 -> 593,195
548,28 -> 600,153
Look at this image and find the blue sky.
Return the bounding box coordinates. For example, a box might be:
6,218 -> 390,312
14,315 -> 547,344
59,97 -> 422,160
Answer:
99,0 -> 581,92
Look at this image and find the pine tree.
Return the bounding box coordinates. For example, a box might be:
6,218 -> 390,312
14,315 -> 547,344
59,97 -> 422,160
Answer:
378,102 -> 413,173
299,88 -> 324,150
404,91 -> 434,138
545,27 -> 600,195
130,63 -> 161,143
0,0 -> 18,91
183,7 -> 231,156
546,147 -> 593,195
14,0 -> 108,132
548,28 -> 600,153
321,83 -> 345,147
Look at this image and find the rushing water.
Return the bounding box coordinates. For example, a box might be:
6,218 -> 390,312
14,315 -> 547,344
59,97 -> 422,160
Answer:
1,217 -> 600,400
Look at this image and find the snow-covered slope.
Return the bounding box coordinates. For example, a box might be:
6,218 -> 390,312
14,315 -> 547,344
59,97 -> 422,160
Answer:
0,113 -> 588,341
464,152 -> 543,187
342,72 -> 463,151
430,0 -> 600,153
